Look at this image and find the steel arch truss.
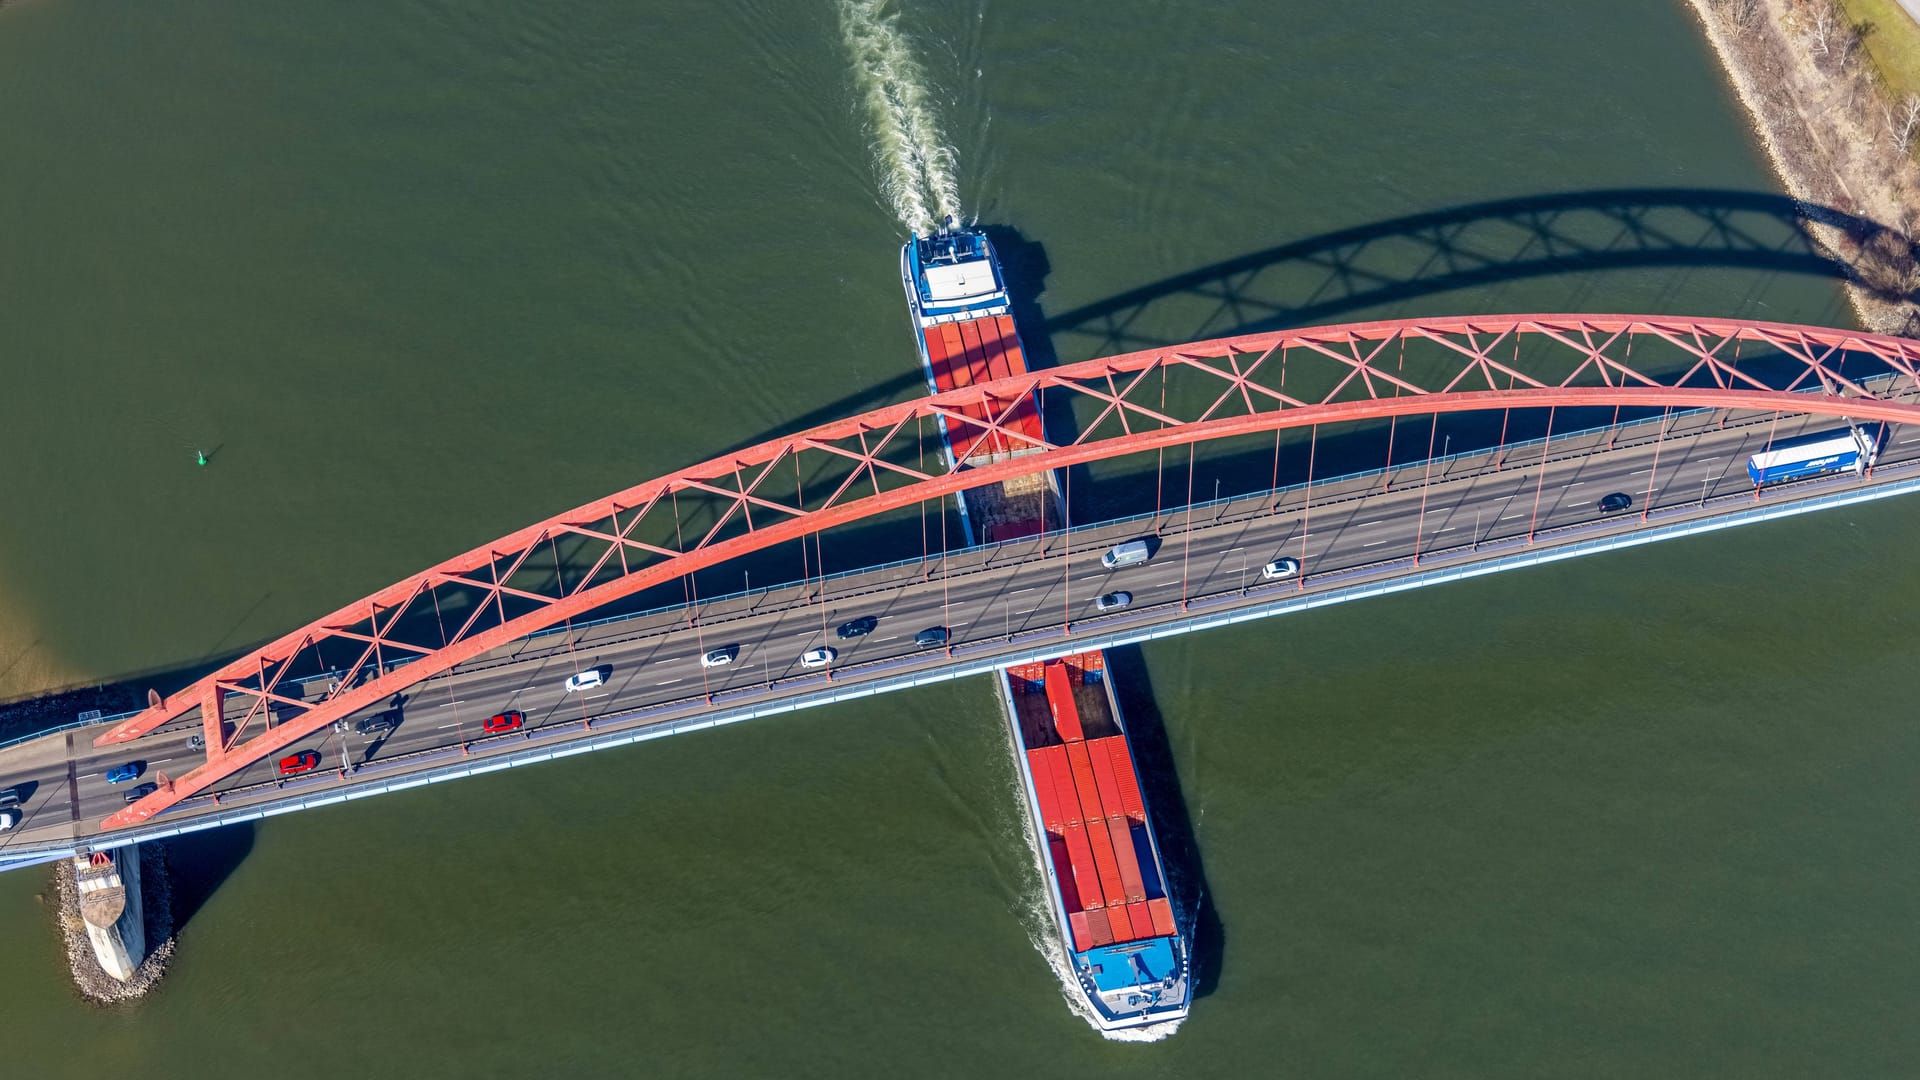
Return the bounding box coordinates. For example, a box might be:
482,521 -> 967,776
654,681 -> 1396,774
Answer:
97,314 -> 1920,830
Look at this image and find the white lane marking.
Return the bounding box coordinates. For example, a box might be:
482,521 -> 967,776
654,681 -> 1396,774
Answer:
1363,539 -> 1390,547
1357,519 -> 1384,527
438,723 -> 458,730
657,678 -> 682,686
873,635 -> 899,642
1566,482 -> 1585,488
1630,469 -> 1652,475
433,700 -> 464,708
1010,587 -> 1035,594
1151,580 -> 1179,587
1500,513 -> 1527,520
1434,527 -> 1454,533
1698,456 -> 1720,462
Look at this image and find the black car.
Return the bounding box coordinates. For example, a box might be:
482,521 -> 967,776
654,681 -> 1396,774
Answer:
122,782 -> 158,804
1597,492 -> 1633,514
914,627 -> 950,649
355,711 -> 401,736
836,615 -> 879,640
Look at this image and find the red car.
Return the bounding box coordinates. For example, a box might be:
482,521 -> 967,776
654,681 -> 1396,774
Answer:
483,710 -> 525,734
277,750 -> 320,777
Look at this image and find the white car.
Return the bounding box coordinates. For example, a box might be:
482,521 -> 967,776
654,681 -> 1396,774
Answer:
700,646 -> 739,668
0,807 -> 20,832
800,646 -> 838,669
1261,557 -> 1301,581
563,667 -> 607,692
1094,591 -> 1132,612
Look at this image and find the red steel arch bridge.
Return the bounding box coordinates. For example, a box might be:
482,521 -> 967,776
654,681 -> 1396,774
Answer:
93,314 -> 1920,831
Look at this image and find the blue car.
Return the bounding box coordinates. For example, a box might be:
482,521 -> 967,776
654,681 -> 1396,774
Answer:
104,761 -> 144,784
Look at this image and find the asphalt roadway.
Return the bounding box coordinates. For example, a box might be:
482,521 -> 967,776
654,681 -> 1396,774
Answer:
3,404 -> 1917,853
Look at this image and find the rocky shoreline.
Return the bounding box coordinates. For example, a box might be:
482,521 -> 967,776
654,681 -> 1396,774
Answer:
49,844 -> 176,1003
1685,0 -> 1920,335
0,680 -> 146,747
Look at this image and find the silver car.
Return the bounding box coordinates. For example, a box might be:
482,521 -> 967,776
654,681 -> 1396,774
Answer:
1094,591 -> 1132,612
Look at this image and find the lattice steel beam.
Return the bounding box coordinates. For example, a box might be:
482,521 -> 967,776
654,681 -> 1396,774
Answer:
96,315 -> 1920,830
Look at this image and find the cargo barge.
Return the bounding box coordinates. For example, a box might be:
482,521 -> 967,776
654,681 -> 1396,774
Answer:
901,220 -> 1192,1031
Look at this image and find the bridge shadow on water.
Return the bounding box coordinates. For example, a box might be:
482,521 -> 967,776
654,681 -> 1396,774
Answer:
165,821 -> 254,933
1035,186 -> 1916,359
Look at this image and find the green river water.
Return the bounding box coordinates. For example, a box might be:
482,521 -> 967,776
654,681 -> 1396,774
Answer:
1,1 -> 1917,1075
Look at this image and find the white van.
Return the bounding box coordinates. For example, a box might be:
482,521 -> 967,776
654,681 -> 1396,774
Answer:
1101,540 -> 1153,569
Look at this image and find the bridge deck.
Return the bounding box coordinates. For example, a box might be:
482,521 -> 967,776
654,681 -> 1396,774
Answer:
2,400 -> 1916,859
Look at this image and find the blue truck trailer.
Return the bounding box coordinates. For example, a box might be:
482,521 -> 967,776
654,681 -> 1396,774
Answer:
1745,424 -> 1881,486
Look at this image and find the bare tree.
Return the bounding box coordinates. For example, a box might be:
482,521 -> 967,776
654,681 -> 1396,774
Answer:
1887,94 -> 1920,155
1807,2 -> 1841,61
1714,0 -> 1765,32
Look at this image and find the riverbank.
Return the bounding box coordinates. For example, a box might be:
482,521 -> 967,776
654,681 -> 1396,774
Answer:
49,844 -> 174,1003
1686,0 -> 1920,334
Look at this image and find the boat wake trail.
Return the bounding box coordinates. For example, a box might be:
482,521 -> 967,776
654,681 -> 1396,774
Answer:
837,0 -> 961,235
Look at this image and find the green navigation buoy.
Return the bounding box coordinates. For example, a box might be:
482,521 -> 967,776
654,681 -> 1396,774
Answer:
195,450 -> 209,467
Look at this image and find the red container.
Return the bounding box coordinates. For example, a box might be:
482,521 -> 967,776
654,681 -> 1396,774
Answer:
957,319 -> 993,390
1049,836 -> 1082,913
1064,742 -> 1103,825
1107,816 -> 1147,903
1068,910 -> 1093,953
1043,747 -> 1080,826
1084,907 -> 1116,948
1105,738 -> 1146,821
1088,736 -> 1128,821
1062,822 -> 1103,912
1148,897 -> 1177,937
1077,798 -> 1129,908
1127,902 -> 1156,940
1026,749 -> 1066,833
921,327 -> 955,388
1044,663 -> 1086,743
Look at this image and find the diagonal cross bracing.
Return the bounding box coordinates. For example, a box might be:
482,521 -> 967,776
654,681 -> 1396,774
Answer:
94,314 -> 1920,830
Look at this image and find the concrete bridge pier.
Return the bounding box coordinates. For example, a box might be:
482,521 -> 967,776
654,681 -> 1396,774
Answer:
72,846 -> 146,983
